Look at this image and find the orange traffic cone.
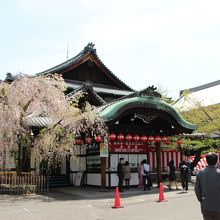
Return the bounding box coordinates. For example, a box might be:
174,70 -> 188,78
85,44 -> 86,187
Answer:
112,187 -> 124,208
157,183 -> 167,202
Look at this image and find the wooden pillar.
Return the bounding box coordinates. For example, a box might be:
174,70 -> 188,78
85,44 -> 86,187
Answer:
155,142 -> 162,187
146,143 -> 149,161
178,144 -> 184,158
100,157 -> 106,191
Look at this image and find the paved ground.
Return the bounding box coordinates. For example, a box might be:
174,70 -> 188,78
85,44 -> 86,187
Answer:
0,181 -> 203,220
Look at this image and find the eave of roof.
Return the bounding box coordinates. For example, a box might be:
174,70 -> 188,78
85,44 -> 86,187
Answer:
180,79 -> 220,95
99,96 -> 197,132
25,116 -> 53,127
65,80 -> 133,96
36,48 -> 88,76
173,80 -> 220,110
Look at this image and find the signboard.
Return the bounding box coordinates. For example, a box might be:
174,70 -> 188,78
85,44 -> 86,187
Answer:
100,143 -> 109,157
74,172 -> 83,186
110,154 -> 118,170
110,141 -> 147,153
87,144 -> 99,154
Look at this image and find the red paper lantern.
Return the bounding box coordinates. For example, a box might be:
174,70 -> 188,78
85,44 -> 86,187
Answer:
148,135 -> 154,143
177,139 -> 183,145
161,136 -> 168,143
108,133 -> 116,141
75,139 -> 83,145
85,137 -> 91,144
165,140 -> 171,145
140,135 -> 148,143
117,133 -> 124,141
133,134 -> 140,142
125,134 -> 132,141
155,135 -> 161,143
94,135 -> 102,143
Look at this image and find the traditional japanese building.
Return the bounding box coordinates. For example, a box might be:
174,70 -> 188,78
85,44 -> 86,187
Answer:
37,42 -> 134,105
35,43 -> 197,187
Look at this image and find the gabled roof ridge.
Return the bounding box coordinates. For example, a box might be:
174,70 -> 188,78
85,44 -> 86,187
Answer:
180,79 -> 220,95
36,43 -> 96,76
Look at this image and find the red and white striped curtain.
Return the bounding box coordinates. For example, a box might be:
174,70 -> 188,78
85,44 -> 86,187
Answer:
148,152 -> 220,173
190,155 -> 208,172
148,150 -> 181,172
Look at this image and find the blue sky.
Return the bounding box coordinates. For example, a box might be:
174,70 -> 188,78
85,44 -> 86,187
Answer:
1,0 -> 220,99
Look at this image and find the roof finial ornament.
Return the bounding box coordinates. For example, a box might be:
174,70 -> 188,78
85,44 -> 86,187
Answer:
84,42 -> 96,53
138,85 -> 161,98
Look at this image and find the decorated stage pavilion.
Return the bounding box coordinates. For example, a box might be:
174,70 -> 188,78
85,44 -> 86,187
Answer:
33,43 -> 197,187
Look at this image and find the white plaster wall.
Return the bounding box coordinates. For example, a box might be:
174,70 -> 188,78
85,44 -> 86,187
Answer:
60,158 -> 66,174
70,156 -> 86,172
110,173 -> 119,187
87,173 -> 109,186
110,172 -> 139,187
87,173 -> 101,185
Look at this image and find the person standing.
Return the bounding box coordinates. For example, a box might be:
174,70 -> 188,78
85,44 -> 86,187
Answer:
138,161 -> 144,188
142,159 -> 151,191
124,161 -> 131,188
179,155 -> 190,192
117,157 -> 125,192
194,152 -> 220,220
167,160 -> 179,190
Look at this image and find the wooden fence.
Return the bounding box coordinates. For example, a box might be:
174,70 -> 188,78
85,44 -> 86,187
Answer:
0,173 -> 48,195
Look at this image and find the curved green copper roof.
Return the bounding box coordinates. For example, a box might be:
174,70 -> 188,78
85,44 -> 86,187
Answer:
99,96 -> 197,131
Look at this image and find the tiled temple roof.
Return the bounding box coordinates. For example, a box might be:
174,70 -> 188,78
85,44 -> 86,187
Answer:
25,115 -> 53,127
37,43 -> 134,92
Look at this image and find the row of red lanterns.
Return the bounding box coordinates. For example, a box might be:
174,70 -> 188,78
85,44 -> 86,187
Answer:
75,135 -> 102,145
109,133 -> 183,145
75,134 -> 183,145
109,133 -> 166,143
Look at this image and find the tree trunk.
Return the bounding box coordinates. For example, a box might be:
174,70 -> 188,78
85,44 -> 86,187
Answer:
16,143 -> 22,176
100,157 -> 106,191
190,146 -> 211,170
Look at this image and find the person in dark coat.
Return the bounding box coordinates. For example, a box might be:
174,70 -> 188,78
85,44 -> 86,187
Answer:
124,161 -> 131,188
117,157 -> 125,192
167,160 -> 179,190
179,155 -> 190,192
194,152 -> 220,220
